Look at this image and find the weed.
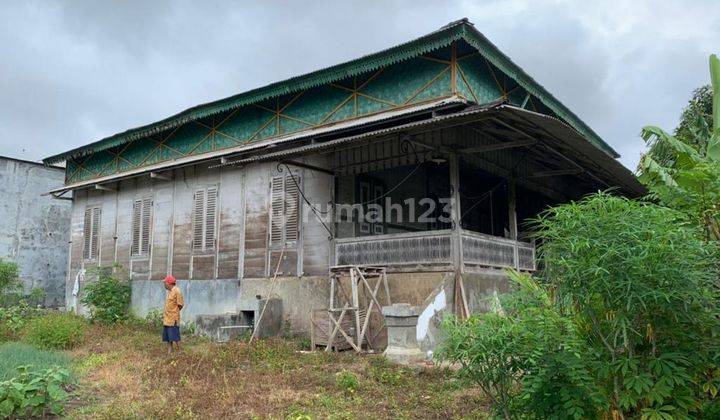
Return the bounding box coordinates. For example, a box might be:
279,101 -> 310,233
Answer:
24,313 -> 86,350
368,356 -> 406,386
0,300 -> 42,340
74,353 -> 111,375
0,259 -> 20,296
296,336 -> 312,351
144,308 -> 164,330
336,370 -> 359,395
285,403 -> 311,420
26,287 -> 47,307
281,319 -> 292,339
184,321 -> 197,336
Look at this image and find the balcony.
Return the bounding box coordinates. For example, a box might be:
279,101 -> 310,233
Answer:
333,229 -> 535,271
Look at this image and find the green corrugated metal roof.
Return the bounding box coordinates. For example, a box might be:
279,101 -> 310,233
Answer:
43,18 -> 618,165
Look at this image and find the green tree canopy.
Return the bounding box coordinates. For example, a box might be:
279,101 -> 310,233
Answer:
639,54 -> 720,240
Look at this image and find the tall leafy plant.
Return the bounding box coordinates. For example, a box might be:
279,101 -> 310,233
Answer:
442,194 -> 720,418
533,193 -> 720,418
439,271 -> 602,419
639,54 -> 720,240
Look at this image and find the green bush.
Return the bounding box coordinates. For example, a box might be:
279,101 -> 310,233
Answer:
440,272 -> 601,419
441,193 -> 720,418
0,260 -> 20,297
0,301 -> 42,342
80,266 -> 131,324
0,365 -> 72,417
0,342 -> 70,380
23,313 -> 85,350
26,288 -> 46,307
535,193 -> 720,417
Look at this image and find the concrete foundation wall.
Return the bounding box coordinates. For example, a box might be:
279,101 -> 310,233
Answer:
0,158 -> 69,306
129,276 -> 329,335
238,276 -> 330,334
412,269 -> 512,353
131,279 -> 242,323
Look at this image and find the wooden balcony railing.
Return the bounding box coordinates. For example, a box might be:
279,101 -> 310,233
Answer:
334,229 -> 453,267
461,230 -> 535,271
333,229 -> 535,271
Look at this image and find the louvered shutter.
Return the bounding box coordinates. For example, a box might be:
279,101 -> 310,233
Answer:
205,187 -> 217,250
141,197 -> 152,255
90,207 -> 101,260
269,176 -> 284,248
192,190 -> 205,251
131,198 -> 152,257
83,208 -> 93,260
269,174 -> 301,248
284,175 -> 300,243
140,197 -> 152,254
131,200 -> 142,256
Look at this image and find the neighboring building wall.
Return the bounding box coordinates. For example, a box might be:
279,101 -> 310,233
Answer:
0,157 -> 70,306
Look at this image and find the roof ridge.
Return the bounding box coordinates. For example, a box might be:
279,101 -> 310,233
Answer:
43,18 -> 618,164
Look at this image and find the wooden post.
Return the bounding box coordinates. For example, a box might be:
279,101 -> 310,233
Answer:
449,153 -> 463,268
508,178 -> 519,269
449,153 -> 466,317
350,268 -> 361,349
508,178 -> 518,240
329,274 -> 336,310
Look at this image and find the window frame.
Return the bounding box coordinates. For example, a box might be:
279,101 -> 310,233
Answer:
130,196 -> 153,259
268,173 -> 302,249
192,186 -> 219,254
83,205 -> 102,262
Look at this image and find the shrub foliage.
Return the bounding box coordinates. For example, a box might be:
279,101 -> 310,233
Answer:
80,266 -> 131,324
0,260 -> 19,297
440,193 -> 720,419
0,365 -> 71,417
23,313 -> 85,350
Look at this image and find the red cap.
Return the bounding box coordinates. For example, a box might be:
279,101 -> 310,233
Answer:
164,275 -> 176,285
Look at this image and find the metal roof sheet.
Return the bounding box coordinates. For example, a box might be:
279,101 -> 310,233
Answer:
43,18 -> 618,165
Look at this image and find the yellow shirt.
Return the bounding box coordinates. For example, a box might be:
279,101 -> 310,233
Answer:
163,286 -> 184,326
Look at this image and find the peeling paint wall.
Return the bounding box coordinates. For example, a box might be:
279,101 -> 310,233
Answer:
0,158 -> 70,306
66,158 -> 335,328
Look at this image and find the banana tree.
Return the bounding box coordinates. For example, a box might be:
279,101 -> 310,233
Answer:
639,54 -> 720,241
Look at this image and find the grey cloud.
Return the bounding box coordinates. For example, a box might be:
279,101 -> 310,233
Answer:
0,0 -> 718,170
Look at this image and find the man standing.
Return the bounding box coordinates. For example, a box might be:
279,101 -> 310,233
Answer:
162,275 -> 184,355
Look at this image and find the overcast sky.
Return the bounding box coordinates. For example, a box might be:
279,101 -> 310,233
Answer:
0,1 -> 718,170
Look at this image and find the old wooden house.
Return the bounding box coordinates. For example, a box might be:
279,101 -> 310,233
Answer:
44,19 -> 642,348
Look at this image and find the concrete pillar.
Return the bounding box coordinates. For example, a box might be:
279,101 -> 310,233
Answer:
382,303 -> 425,365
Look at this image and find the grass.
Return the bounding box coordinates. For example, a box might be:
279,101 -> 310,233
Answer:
64,322 -> 489,419
0,341 -> 70,380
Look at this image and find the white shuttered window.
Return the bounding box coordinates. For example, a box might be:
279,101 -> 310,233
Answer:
131,197 -> 152,257
83,206 -> 101,261
269,174 -> 301,248
192,187 -> 218,253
